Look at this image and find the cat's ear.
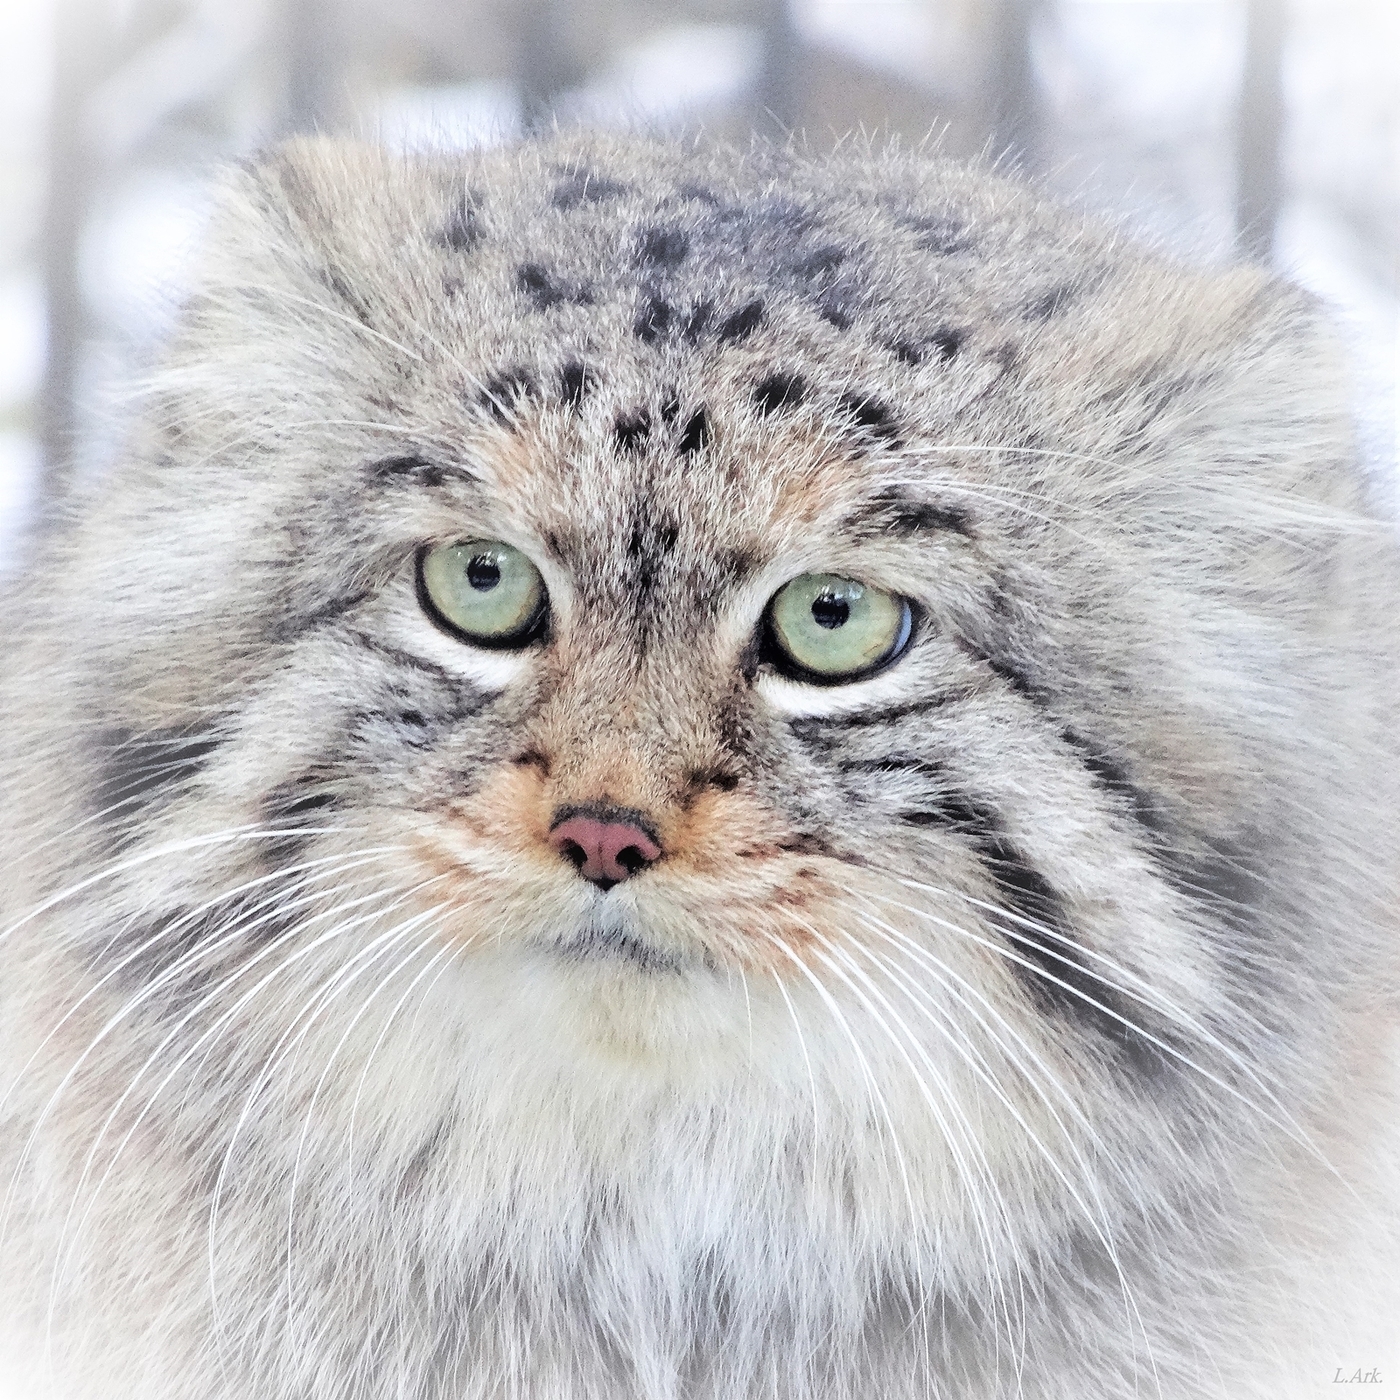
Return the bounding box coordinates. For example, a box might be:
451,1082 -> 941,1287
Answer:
157,137 -> 469,442
190,137 -> 412,339
1032,261 -> 1363,516
1170,269 -> 1362,514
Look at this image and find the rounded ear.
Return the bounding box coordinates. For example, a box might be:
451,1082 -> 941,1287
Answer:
1027,260 -> 1363,516
190,137 -> 402,344
149,139 -> 460,451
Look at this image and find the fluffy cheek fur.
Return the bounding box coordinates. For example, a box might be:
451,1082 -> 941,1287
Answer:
127,741 -> 1159,1281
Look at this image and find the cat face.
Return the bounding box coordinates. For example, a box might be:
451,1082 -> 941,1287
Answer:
79,139 -> 1238,1098
19,133 -> 1365,1294
5,133 -> 1392,1400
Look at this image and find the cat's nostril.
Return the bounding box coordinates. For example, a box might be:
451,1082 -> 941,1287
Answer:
547,809 -> 663,889
615,845 -> 648,876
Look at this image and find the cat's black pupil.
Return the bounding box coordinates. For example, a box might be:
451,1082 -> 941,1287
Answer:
467,556 -> 501,591
811,593 -> 849,629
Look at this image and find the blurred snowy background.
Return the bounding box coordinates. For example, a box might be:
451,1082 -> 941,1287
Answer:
0,0 -> 1395,571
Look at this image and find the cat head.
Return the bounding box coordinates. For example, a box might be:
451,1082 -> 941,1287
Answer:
23,134 -> 1380,1228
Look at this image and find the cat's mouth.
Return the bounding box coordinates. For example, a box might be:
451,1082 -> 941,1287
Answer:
548,922 -> 685,975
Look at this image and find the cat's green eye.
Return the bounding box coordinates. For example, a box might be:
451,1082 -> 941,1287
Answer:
417,540 -> 547,646
767,573 -> 913,682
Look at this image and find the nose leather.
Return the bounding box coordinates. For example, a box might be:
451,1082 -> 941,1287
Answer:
548,808 -> 663,889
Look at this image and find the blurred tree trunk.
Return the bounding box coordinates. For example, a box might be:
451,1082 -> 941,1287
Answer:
972,0 -> 1042,169
1236,0 -> 1286,262
39,0 -> 115,504
756,0 -> 800,136
518,0 -> 578,136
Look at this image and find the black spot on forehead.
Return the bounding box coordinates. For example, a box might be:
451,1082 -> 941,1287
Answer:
625,512 -> 681,608
516,263 -> 593,311
436,193 -> 482,252
635,225 -> 690,268
677,406 -> 711,455
517,263 -> 559,308
753,372 -> 807,415
614,409 -> 651,454
717,299 -> 765,344
907,214 -> 971,255
677,183 -> 721,206
683,299 -> 714,343
838,392 -> 900,445
629,516 -> 679,555
890,327 -> 964,366
634,294 -> 675,344
1024,284 -> 1077,322
477,366 -> 538,423
816,295 -> 852,330
741,197 -> 818,239
517,263 -> 561,309
559,360 -> 595,408
931,327 -> 964,360
792,244 -> 847,279
551,171 -> 630,209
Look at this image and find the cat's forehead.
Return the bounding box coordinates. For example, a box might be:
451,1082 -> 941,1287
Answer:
273,137 -> 1112,548
414,135 -> 1086,397
254,136 -> 1124,513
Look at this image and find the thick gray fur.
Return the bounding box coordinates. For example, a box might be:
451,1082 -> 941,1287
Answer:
0,132 -> 1397,1399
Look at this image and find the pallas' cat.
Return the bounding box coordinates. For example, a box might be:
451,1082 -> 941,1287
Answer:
1,134 -> 1396,1399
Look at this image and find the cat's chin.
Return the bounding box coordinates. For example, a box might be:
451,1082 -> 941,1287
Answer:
542,911 -> 708,977
419,923 -> 763,1077
549,924 -> 686,974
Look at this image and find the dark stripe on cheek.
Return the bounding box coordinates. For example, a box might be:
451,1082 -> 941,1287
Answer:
977,832 -> 1165,1071
894,781 -> 1165,1070
344,631 -> 460,685
1060,728 -> 1166,833
957,638 -> 1048,705
262,776 -> 343,867
109,899 -> 306,997
94,727 -> 223,842
788,694 -> 960,749
1156,837 -> 1266,940
268,589 -> 372,643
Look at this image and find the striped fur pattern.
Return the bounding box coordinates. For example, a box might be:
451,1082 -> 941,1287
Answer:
0,133 -> 1397,1398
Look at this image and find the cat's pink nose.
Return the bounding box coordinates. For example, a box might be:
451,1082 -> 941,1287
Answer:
548,808 -> 663,890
